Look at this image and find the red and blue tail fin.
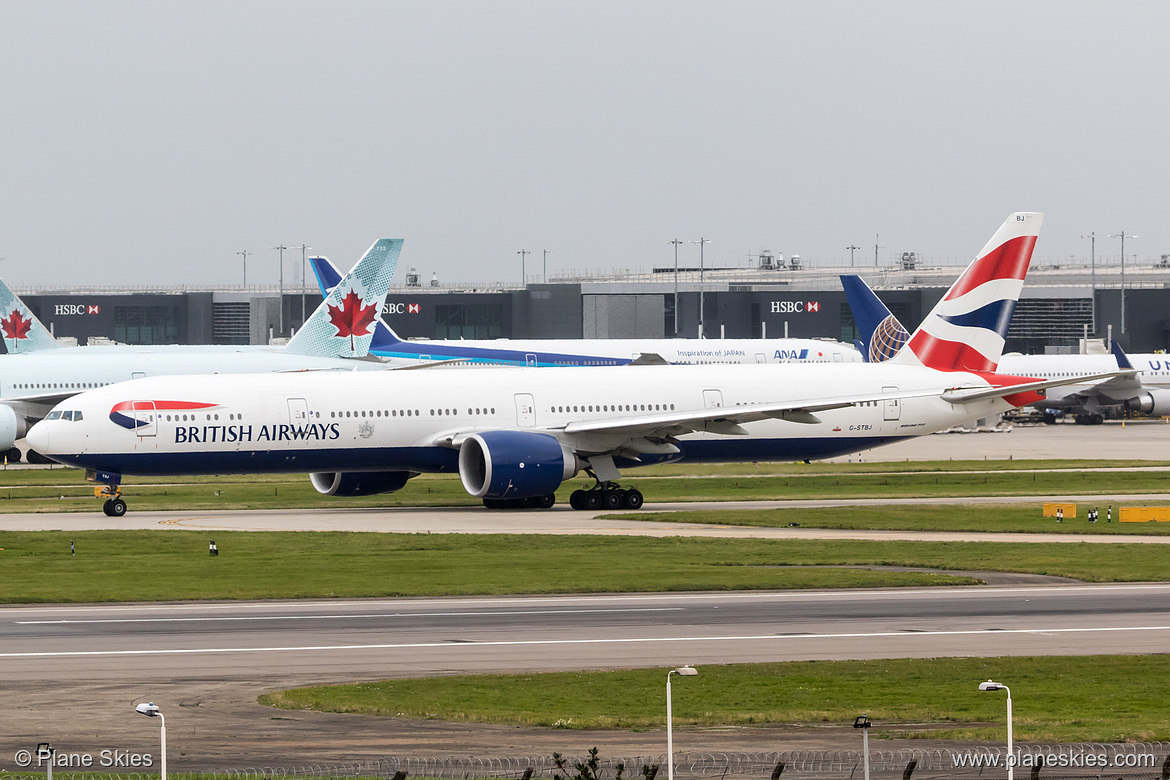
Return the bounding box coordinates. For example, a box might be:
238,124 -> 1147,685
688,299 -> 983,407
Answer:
891,212 -> 1043,372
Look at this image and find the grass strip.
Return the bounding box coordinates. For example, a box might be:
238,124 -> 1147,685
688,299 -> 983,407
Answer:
260,654 -> 1170,743
1,531 -> 1168,603
3,461 -> 1170,513
616,503 -> 1170,535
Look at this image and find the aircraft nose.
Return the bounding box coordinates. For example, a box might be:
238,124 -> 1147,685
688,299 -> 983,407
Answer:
26,420 -> 50,454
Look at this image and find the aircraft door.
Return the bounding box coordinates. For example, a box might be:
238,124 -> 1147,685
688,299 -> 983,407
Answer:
526,353 -> 538,367
514,393 -> 536,427
703,389 -> 724,409
882,386 -> 901,421
755,353 -> 767,364
833,353 -> 844,363
287,398 -> 309,425
131,401 -> 156,437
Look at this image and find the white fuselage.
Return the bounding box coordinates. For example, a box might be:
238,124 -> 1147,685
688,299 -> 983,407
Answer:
30,362 -> 1019,479
998,352 -> 1170,410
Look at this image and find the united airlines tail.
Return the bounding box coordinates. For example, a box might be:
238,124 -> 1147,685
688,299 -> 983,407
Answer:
0,277 -> 63,353
283,239 -> 403,358
889,212 -> 1042,372
840,275 -> 908,363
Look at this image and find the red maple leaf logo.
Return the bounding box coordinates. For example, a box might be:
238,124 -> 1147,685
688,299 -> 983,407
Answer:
1,310 -> 32,342
327,289 -> 378,351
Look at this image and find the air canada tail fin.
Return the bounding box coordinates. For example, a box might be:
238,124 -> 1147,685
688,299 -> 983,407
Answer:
890,212 -> 1043,372
283,239 -> 403,358
309,254 -> 406,353
841,274 -> 909,364
0,276 -> 62,353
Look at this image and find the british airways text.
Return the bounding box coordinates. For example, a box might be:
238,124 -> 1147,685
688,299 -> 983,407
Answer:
174,423 -> 341,444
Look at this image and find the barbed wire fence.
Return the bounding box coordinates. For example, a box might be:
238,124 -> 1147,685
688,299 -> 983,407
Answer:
5,744 -> 1169,780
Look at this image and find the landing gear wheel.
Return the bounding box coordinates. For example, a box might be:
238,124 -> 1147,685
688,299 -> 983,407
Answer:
103,498 -> 127,517
603,490 -> 625,510
538,493 -> 556,509
1092,413 -> 1104,425
581,491 -> 602,511
4,447 -> 21,463
569,490 -> 584,510
623,489 -> 644,510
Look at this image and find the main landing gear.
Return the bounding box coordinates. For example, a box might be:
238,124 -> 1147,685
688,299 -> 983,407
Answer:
569,483 -> 643,511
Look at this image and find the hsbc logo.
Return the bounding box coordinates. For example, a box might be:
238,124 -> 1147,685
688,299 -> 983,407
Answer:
771,301 -> 820,314
382,302 -> 421,315
54,304 -> 102,316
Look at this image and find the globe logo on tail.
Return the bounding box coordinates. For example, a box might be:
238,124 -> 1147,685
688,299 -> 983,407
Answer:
869,315 -> 910,363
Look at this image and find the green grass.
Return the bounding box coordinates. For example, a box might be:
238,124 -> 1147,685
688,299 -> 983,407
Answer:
259,655 -> 1170,743
3,530 -> 1170,603
2,459 -> 1169,513
616,503 -> 1170,534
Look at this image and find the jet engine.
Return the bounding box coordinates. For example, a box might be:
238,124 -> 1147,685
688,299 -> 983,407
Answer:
458,430 -> 580,499
310,471 -> 415,497
0,405 -> 27,451
1126,388 -> 1170,416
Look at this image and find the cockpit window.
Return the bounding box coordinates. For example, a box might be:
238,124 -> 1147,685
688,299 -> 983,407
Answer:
73,411 -> 83,422
46,411 -> 63,420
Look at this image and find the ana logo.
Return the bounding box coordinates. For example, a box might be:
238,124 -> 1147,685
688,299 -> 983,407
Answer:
328,289 -> 378,351
770,301 -> 820,314
1,310 -> 32,341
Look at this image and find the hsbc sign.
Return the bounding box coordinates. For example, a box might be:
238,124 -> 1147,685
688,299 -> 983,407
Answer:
54,304 -> 102,316
382,302 -> 421,315
771,301 -> 820,313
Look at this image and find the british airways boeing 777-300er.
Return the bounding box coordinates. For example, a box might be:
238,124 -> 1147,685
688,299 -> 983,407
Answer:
29,213 -> 1123,516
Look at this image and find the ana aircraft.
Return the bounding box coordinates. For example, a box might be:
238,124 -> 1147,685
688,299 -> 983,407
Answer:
30,212 -> 1123,516
842,274 -> 1170,424
0,239 -> 402,458
309,256 -> 860,366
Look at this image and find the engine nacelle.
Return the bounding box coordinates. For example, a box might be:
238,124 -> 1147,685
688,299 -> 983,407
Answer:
1126,388 -> 1170,416
310,471 -> 415,497
0,405 -> 27,450
458,430 -> 579,499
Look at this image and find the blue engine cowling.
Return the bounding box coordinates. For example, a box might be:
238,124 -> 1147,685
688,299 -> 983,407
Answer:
458,430 -> 579,499
310,471 -> 415,497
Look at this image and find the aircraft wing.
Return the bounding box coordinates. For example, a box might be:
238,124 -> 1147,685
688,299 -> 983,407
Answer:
940,370 -> 1136,404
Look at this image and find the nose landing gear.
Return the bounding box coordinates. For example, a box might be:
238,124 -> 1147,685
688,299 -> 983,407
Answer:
86,469 -> 128,516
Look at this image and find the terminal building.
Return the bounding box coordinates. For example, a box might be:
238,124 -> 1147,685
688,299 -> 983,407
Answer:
13,256 -> 1170,355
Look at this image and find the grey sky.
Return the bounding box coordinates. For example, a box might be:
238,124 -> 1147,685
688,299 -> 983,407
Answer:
2,1 -> 1167,287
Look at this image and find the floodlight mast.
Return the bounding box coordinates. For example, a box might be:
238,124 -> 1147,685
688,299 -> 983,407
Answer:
135,702 -> 166,780
666,666 -> 698,780
979,681 -> 1012,780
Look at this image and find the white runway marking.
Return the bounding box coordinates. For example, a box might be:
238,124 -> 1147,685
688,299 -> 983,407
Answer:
16,607 -> 684,625
4,624 -> 1169,658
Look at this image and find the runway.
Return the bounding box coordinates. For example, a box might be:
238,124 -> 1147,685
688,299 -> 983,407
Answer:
4,585 -> 1170,767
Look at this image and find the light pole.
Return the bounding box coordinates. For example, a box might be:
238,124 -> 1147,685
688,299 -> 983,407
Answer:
689,239 -> 710,338
517,249 -> 530,286
666,665 -> 698,780
668,239 -> 683,336
237,250 -> 251,287
1081,232 -> 1098,333
979,680 -> 1012,780
272,244 -> 289,336
847,245 -> 861,267
542,249 -> 555,283
853,715 -> 872,780
135,702 -> 166,780
1108,231 -> 1137,335
290,244 -> 311,328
